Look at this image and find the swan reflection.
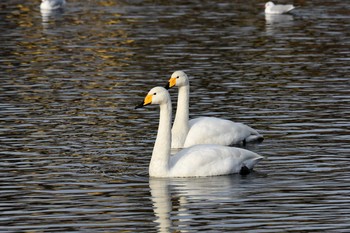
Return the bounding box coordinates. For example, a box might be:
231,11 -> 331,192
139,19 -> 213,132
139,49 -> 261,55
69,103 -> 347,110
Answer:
149,175 -> 254,233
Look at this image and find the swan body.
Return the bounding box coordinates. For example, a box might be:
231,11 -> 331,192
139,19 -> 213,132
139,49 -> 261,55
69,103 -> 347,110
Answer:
186,117 -> 263,147
166,70 -> 264,149
136,87 -> 263,178
40,0 -> 66,10
265,1 -> 295,14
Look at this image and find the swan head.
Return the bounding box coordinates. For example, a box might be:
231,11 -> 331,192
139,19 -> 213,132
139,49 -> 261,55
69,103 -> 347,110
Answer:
165,70 -> 189,89
265,1 -> 274,9
135,86 -> 170,109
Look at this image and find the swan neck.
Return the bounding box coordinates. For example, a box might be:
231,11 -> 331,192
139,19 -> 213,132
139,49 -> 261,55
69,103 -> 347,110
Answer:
175,85 -> 190,123
150,99 -> 172,177
171,85 -> 190,148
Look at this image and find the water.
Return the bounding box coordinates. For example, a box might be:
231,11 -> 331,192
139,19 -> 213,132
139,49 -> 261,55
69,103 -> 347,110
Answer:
1,0 -> 350,232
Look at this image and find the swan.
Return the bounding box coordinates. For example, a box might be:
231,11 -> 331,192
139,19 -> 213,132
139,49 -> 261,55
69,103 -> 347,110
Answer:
135,86 -> 263,178
165,71 -> 264,149
40,0 -> 66,11
265,1 -> 295,14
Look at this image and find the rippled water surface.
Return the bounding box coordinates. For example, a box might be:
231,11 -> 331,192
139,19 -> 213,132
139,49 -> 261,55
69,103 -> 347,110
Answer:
1,0 -> 350,232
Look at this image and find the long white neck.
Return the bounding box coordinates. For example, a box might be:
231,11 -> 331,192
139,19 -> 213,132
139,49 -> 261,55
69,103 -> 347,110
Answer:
171,85 -> 190,148
149,98 -> 172,177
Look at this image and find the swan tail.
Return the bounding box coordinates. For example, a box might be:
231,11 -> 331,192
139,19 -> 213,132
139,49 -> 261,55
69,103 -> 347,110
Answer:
241,124 -> 264,143
243,156 -> 264,170
246,134 -> 264,143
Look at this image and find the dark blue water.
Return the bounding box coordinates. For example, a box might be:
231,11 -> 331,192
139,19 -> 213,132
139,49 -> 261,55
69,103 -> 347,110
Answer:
1,0 -> 349,232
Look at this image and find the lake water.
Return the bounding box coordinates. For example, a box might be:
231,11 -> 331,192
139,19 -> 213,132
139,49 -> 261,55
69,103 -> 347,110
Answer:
1,0 -> 350,232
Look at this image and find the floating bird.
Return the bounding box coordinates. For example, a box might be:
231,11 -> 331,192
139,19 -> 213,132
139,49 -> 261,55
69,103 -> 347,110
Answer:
40,0 -> 66,11
265,1 -> 295,14
135,86 -> 263,177
165,71 -> 264,149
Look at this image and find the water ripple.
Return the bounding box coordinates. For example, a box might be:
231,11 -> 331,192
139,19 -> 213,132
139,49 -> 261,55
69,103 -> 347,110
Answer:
0,0 -> 350,232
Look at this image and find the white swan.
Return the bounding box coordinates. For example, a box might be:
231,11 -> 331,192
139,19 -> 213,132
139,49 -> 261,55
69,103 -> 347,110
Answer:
265,1 -> 295,14
135,86 -> 263,178
40,0 -> 66,11
165,71 -> 264,149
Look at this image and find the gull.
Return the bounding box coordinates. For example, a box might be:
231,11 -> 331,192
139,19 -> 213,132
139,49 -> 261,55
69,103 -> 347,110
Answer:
265,1 -> 295,14
40,0 -> 66,11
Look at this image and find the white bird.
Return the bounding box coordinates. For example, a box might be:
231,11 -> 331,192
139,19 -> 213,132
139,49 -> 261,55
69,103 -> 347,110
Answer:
165,71 -> 264,149
265,1 -> 295,14
40,0 -> 66,11
135,87 -> 263,178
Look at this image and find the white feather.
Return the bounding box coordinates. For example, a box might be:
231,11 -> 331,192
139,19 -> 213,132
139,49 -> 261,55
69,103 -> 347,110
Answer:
40,0 -> 66,10
265,1 -> 295,14
167,71 -> 263,149
137,87 -> 263,178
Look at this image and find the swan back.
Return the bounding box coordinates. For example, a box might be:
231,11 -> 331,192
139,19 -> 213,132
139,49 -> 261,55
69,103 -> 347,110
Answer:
185,117 -> 261,147
169,145 -> 263,177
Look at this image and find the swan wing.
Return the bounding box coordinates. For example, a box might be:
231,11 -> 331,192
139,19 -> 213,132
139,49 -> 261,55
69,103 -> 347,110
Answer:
184,117 -> 262,147
169,145 -> 263,177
